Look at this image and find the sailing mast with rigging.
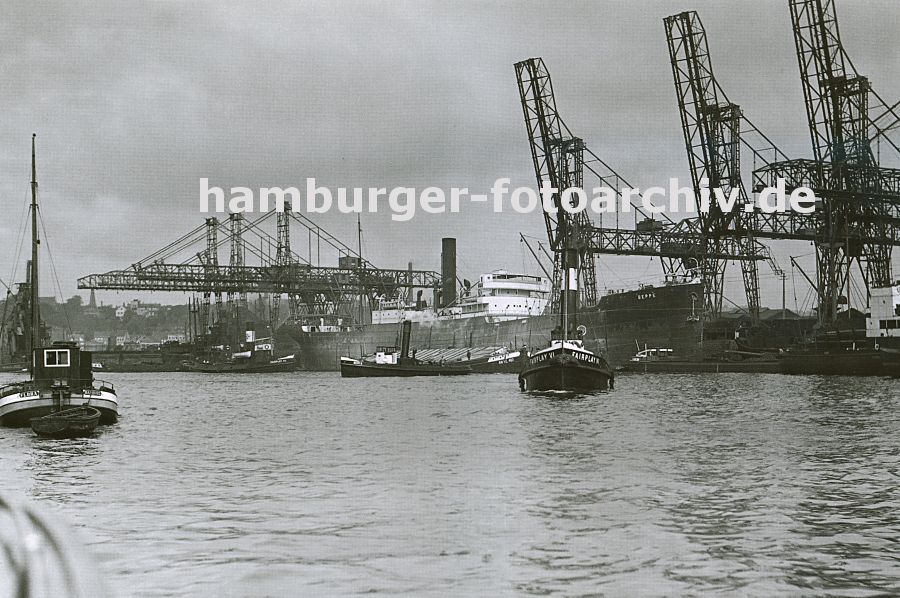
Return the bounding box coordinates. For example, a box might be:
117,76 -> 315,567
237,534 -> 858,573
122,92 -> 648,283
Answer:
0,135 -> 120,427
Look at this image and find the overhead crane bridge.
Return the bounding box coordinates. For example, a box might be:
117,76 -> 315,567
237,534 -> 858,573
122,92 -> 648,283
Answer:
78,210 -> 441,339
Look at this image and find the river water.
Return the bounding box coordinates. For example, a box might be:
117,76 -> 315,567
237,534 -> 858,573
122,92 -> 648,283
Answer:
2,372 -> 899,597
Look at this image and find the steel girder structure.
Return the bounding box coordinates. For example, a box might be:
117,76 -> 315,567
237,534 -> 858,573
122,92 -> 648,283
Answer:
754,159 -> 900,245
514,56 -> 770,316
755,159 -> 900,204
661,8 -> 900,287
762,0 -> 900,324
197,218 -> 218,333
271,209 -> 294,325
80,209 -> 438,320
585,224 -> 771,262
515,57 -> 597,313
78,263 -> 440,315
665,11 -> 762,319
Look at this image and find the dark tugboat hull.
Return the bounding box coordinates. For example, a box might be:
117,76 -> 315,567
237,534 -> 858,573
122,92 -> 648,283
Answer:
340,362 -> 472,377
30,406 -> 101,438
519,356 -> 613,392
183,358 -> 298,374
779,351 -> 884,376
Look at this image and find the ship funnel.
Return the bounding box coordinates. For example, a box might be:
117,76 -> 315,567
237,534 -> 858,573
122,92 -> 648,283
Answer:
441,237 -> 456,308
400,320 -> 412,359
245,323 -> 256,343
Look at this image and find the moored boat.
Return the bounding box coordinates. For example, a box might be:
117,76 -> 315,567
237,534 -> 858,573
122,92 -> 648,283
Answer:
183,354 -> 298,374
0,137 -> 120,428
0,342 -> 119,427
778,346 -> 884,376
621,346 -> 781,373
467,346 -> 528,373
340,320 -> 472,377
868,283 -> 900,376
183,323 -> 299,373
879,346 -> 900,377
30,406 -> 101,438
340,356 -> 472,377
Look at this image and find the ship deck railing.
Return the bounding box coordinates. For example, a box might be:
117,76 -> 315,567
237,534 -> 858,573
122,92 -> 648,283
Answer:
0,378 -> 115,397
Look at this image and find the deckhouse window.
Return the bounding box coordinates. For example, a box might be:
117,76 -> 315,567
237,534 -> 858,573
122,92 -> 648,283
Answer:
44,349 -> 70,367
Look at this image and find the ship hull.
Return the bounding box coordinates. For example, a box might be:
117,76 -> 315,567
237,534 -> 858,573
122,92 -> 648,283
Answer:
0,389 -> 118,427
468,355 -> 527,373
880,347 -> 900,377
779,351 -> 884,376
518,358 -> 612,392
279,282 -> 706,370
182,358 -> 298,374
340,362 -> 471,377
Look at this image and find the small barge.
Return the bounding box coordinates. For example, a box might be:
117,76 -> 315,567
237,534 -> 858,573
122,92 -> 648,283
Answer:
340,321 -> 472,377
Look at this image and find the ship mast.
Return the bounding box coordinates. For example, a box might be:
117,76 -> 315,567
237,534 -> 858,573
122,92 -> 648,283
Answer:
559,222 -> 579,343
30,134 -> 40,357
357,213 -> 363,325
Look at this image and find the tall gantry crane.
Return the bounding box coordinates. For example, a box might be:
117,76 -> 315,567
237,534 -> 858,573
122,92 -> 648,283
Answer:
665,11 -> 763,319
514,57 -> 599,312
664,8 -> 900,326
514,57 -> 771,319
754,0 -> 900,325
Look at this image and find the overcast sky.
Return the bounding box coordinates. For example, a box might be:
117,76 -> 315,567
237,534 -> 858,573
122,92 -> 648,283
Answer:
2,0 -> 899,310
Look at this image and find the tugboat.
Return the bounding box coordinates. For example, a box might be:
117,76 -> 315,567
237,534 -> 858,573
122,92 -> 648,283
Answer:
0,136 -> 119,427
518,243 -> 613,392
340,320 -> 472,377
183,323 -> 298,373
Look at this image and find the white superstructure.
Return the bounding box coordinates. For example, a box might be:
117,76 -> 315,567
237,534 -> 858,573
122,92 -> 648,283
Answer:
866,283 -> 900,338
372,270 -> 550,325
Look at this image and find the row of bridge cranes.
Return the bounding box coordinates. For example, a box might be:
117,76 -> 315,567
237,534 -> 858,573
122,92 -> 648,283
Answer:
78,209 -> 441,344
515,0 -> 900,329
78,0 -> 900,345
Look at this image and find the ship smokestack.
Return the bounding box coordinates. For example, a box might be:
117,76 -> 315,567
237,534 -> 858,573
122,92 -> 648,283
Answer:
441,237 -> 456,308
400,320 -> 412,359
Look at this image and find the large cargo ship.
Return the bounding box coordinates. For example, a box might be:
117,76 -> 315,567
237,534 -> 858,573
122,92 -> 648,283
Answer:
277,268 -> 707,370
275,235 -> 815,371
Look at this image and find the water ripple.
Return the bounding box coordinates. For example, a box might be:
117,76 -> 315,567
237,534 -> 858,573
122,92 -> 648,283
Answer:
1,372 -> 900,596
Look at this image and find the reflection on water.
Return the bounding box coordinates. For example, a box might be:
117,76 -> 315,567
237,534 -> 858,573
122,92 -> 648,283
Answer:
25,436 -> 104,504
1,372 -> 899,596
